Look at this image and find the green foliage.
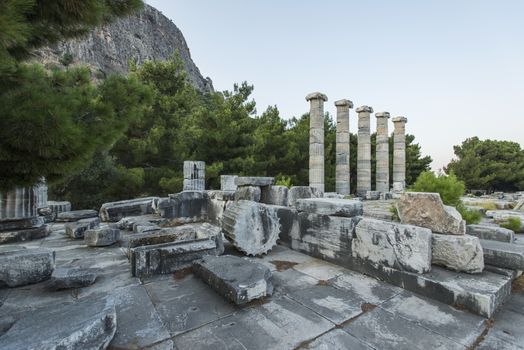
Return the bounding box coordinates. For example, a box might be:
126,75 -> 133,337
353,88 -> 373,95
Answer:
276,176 -> 292,188
445,137 -> 524,192
500,217 -> 522,232
389,204 -> 400,222
409,171 -> 465,207
456,204 -> 482,225
59,52 -> 74,66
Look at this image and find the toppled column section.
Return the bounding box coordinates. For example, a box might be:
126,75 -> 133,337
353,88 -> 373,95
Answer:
356,105 -> 373,196
183,161 -> 205,191
392,116 -> 408,192
396,192 -> 466,235
0,248 -> 55,287
306,92 -> 328,193
432,234 -> 484,273
375,111 -> 390,193
335,99 -> 353,195
352,218 -> 432,274
193,255 -> 273,305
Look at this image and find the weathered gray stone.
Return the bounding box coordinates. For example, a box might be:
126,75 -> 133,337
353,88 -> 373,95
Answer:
480,239 -> 524,270
392,116 -> 408,192
99,197 -> 158,222
356,106 -> 372,196
159,191 -> 206,223
132,221 -> 160,233
375,112 -> 390,193
485,210 -> 524,232
56,209 -> 98,222
0,248 -> 55,287
515,198 -> 524,212
365,190 -> 381,200
335,99 -> 353,196
47,267 -> 98,290
65,217 -> 100,239
234,176 -> 274,187
432,233 -> 484,273
306,329 -> 373,350
307,93 -> 327,193
0,186 -> 38,220
287,186 -> 322,207
296,198 -> 363,217
260,185 -> 288,206
204,191 -> 232,226
352,218 -> 432,274
0,224 -> 49,245
47,200 -> 71,215
0,216 -> 43,231
0,297 -> 116,350
234,185 -> 261,201
467,224 -> 515,243
84,227 -> 120,247
397,192 -> 466,235
220,175 -> 238,191
183,161 -> 205,191
222,201 -> 282,256
193,255 -> 273,305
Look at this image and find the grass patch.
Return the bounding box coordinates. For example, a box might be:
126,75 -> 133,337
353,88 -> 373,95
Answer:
500,217 -> 522,232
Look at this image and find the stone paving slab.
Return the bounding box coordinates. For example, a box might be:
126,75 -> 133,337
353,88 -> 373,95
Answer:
271,268 -> 318,294
343,307 -> 466,350
173,296 -> 335,350
482,309 -> 524,348
144,274 -> 238,336
477,333 -> 524,350
502,293 -> 524,315
379,290 -> 486,347
293,259 -> 347,281
301,329 -> 374,350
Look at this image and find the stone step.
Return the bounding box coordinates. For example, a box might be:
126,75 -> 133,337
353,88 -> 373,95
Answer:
467,224 -> 515,243
480,239 -> 524,270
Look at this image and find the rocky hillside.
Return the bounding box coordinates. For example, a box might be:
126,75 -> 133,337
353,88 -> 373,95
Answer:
34,4 -> 213,93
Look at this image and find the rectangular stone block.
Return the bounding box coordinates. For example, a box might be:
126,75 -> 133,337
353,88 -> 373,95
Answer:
432,233 -> 484,273
352,218 -> 432,274
467,224 -> 515,243
220,175 -> 238,191
65,217 -> 100,239
183,179 -> 205,191
99,197 -> 159,222
296,198 -> 363,217
480,239 -> 524,270
160,191 -> 205,223
234,186 -> 261,202
234,177 -> 274,187
183,161 -> 205,179
260,186 -> 288,206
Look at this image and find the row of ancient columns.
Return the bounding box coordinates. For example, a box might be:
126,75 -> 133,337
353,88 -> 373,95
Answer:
306,92 -> 408,196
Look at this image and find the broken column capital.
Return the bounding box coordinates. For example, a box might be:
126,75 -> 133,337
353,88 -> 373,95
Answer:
392,116 -> 408,124
375,111 -> 390,119
305,92 -> 328,102
334,99 -> 353,108
356,105 -> 373,113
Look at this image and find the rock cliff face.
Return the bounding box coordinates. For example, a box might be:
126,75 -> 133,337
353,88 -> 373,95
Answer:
35,4 -> 213,93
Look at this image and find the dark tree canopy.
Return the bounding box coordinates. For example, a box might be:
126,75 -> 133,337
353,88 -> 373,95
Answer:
445,137 -> 524,192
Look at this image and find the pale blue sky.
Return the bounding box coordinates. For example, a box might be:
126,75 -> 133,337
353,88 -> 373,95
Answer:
147,0 -> 524,170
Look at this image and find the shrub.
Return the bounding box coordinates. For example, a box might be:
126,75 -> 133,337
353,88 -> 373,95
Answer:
409,171 -> 465,207
500,217 -> 522,232
276,176 -> 292,188
389,204 -> 400,222
456,204 -> 482,225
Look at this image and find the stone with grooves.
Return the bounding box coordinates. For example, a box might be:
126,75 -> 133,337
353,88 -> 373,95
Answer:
159,191 -> 206,223
0,224 -> 49,245
0,297 -> 116,350
397,192 -> 466,235
56,209 -> 98,222
432,234 -> 484,274
222,200 -> 281,256
0,248 -> 55,287
99,197 -> 158,222
352,218 -> 432,274
480,239 -> 524,270
234,176 -> 274,187
296,198 -> 363,218
261,186 -> 288,206
47,200 -> 71,215
84,228 -> 120,247
234,186 -> 261,202
287,186 -> 322,207
65,217 -> 100,239
47,267 -> 98,290
193,255 -> 273,305
467,224 -> 515,243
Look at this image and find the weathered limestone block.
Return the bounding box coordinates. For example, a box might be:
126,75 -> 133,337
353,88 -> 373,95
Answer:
0,248 -> 55,287
47,267 -> 98,290
0,186 -> 38,220
480,239 -> 524,270
292,213 -> 359,262
397,192 -> 466,235
84,227 -> 120,247
261,185 -> 288,206
183,161 -> 205,191
485,210 -> 524,233
375,111 -> 390,193
234,176 -> 275,187
234,186 -> 261,202
0,224 -> 49,245
56,209 -> 98,222
99,197 -> 159,222
220,175 -> 238,191
47,201 -> 72,215
65,217 -> 100,239
335,99 -> 353,195
0,216 -> 43,231
392,116 -> 408,192
274,206 -> 299,246
365,191 -> 381,200
467,224 -> 515,243
296,198 -> 363,218
356,105 -> 373,196
287,186 -> 322,207
132,222 -> 160,233
158,191 -> 206,223
204,191 -> 233,226
193,255 -> 273,305
115,215 -> 167,231
307,92 -> 328,193
0,297 -> 116,350
352,218 -> 432,274
222,200 -> 281,256
432,234 -> 484,273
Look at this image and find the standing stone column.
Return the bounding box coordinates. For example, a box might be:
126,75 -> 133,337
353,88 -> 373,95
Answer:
183,161 -> 205,191
356,106 -> 373,196
375,112 -> 390,193
392,117 -> 408,192
335,99 -> 353,195
306,92 -> 328,194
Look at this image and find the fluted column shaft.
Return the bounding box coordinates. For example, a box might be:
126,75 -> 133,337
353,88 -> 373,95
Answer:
375,112 -> 390,193
356,106 -> 373,196
306,92 -> 328,193
335,99 -> 353,195
392,116 -> 408,192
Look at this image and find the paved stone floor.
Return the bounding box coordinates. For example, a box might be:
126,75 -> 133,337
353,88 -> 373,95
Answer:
1,224 -> 524,349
